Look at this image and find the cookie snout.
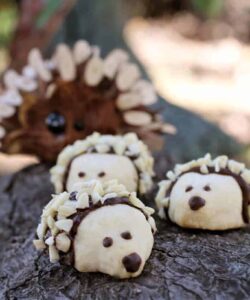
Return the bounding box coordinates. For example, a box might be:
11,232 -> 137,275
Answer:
188,196 -> 206,211
122,252 -> 142,273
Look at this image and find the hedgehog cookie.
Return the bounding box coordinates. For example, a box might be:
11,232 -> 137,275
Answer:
156,154 -> 250,230
0,40 -> 175,162
33,180 -> 156,279
50,132 -> 154,195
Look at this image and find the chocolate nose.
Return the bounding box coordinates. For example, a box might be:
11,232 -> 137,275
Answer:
122,252 -> 142,273
189,196 -> 206,211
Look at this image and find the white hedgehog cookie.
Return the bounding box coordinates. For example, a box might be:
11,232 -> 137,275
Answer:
50,132 -> 154,195
33,180 -> 156,279
156,154 -> 250,230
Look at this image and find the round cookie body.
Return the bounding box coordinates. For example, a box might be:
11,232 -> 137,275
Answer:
66,153 -> 138,192
168,172 -> 245,230
74,204 -> 154,278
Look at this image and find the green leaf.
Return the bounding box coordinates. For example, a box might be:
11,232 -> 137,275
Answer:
0,4 -> 17,48
191,0 -> 224,18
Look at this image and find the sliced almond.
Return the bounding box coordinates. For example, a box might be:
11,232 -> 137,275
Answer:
16,76 -> 38,92
76,192 -> 89,209
0,126 -> 6,139
73,40 -> 91,64
134,157 -> 145,170
158,207 -> 167,219
113,140 -> 126,155
156,180 -> 171,207
55,44 -> 76,81
51,226 -> 59,237
105,184 -> 127,195
33,239 -> 46,250
84,56 -> 104,86
104,49 -> 129,79
57,214 -> 66,220
0,90 -> 22,106
132,80 -> 157,105
55,219 -> 73,233
45,236 -> 54,246
57,204 -> 76,217
228,160 -> 245,174
167,170 -> 176,181
49,245 -> 59,263
139,122 -> 161,131
51,192 -> 68,210
241,170 -> 250,184
44,59 -> 56,71
0,103 -> 15,118
117,92 -> 141,110
161,197 -> 170,207
3,70 -> 20,89
46,83 -> 57,99
36,222 -> 47,240
123,110 -> 152,126
95,143 -> 110,153
116,63 -> 140,91
161,123 -> 177,135
200,164 -> 209,174
22,65 -> 37,79
55,233 -> 71,253
91,191 -> 102,203
129,192 -> 144,209
126,143 -> 140,156
103,193 -> 118,201
213,155 -> 228,171
47,215 -> 55,230
28,48 -> 52,82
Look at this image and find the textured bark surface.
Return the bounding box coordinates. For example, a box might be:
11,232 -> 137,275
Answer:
0,159 -> 250,300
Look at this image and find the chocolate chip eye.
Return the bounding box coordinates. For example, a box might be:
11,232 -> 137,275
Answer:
78,172 -> 85,178
185,186 -> 193,192
103,237 -> 113,247
121,231 -> 132,240
204,185 -> 211,191
74,121 -> 85,131
98,172 -> 106,178
46,112 -> 66,134
69,191 -> 78,201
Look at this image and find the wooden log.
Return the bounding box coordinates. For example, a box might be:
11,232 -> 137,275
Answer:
0,158 -> 250,299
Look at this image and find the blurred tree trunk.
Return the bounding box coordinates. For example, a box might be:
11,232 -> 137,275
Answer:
47,0 -> 132,56
9,0 -> 76,70
7,0 -> 241,161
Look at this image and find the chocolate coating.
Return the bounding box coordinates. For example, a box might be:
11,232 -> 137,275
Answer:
121,231 -> 132,240
185,186 -> 193,192
78,172 -> 85,178
204,185 -> 211,191
69,191 -> 78,201
122,252 -> 142,273
188,196 -> 206,211
98,172 -> 106,178
103,237 -> 113,248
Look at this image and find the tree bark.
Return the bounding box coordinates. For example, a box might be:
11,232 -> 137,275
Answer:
0,155 -> 249,299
